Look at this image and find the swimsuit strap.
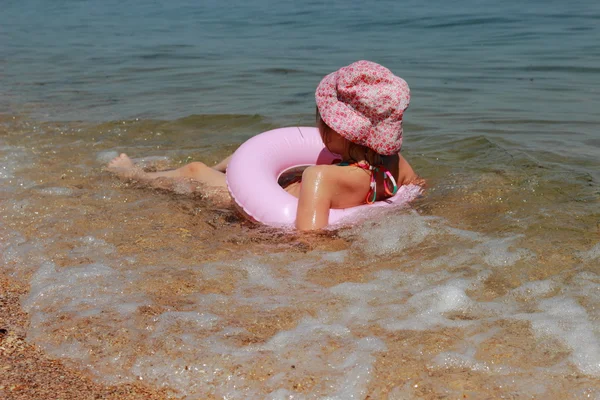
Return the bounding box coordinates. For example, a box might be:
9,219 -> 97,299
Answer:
350,161 -> 398,204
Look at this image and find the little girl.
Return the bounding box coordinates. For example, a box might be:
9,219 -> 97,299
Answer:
108,60 -> 421,230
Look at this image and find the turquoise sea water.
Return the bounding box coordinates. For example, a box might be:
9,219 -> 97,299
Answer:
2,0 -> 599,173
1,0 -> 600,398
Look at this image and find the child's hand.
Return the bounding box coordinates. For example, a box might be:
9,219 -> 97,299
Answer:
411,176 -> 427,188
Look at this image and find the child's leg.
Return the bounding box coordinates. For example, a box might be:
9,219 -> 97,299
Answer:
212,155 -> 232,172
146,162 -> 227,187
107,153 -> 227,188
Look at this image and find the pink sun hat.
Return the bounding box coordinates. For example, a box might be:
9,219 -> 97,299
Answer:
315,60 -> 410,155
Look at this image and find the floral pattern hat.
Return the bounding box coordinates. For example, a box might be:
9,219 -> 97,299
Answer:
315,60 -> 410,155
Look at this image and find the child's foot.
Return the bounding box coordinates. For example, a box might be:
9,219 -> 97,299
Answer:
108,153 -> 134,169
107,153 -> 140,179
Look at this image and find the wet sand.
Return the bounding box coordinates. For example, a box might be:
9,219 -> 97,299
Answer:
3,267 -> 600,399
1,115 -> 599,399
0,274 -> 180,400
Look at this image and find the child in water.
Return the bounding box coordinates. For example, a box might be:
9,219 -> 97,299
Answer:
108,60 -> 421,230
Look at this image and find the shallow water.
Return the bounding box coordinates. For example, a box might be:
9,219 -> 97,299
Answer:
1,0 -> 600,398
1,113 -> 598,398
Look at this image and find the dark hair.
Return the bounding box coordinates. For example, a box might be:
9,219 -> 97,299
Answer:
316,106 -> 386,166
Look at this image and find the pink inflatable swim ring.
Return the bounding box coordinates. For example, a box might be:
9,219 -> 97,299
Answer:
226,127 -> 422,227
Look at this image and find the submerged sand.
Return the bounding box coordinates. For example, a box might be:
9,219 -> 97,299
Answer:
1,115 -> 599,399
0,274 -> 180,400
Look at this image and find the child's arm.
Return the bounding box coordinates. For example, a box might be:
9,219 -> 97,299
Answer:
398,154 -> 426,187
295,166 -> 333,230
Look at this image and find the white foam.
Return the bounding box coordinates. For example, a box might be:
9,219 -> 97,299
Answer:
324,341 -> 382,400
267,389 -> 300,400
345,212 -> 434,256
262,319 -> 351,351
23,261 -> 117,313
480,236 -> 530,267
125,315 -> 386,399
571,272 -> 600,305
383,281 -> 474,331
258,318 -> 385,400
433,351 -> 494,373
0,146 -> 26,180
0,146 -> 37,190
10,198 -> 598,397
516,296 -> 600,376
429,230 -> 531,269
429,327 -> 519,377
388,383 -> 418,400
69,236 -> 116,258
8,199 -> 30,210
96,150 -> 120,163
570,387 -> 600,400
93,191 -> 118,201
509,280 -> 557,300
579,243 -> 600,261
238,259 -> 279,288
330,281 -> 386,301
153,311 -> 219,335
35,186 -> 75,196
134,155 -> 171,165
443,226 -> 484,241
52,339 -> 91,362
312,250 -> 348,264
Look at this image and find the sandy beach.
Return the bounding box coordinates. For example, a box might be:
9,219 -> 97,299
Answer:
0,273 -> 181,400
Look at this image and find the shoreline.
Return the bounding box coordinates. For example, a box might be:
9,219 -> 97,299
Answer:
0,273 -> 179,400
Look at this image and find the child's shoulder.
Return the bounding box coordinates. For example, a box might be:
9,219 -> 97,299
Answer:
302,164 -> 369,189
